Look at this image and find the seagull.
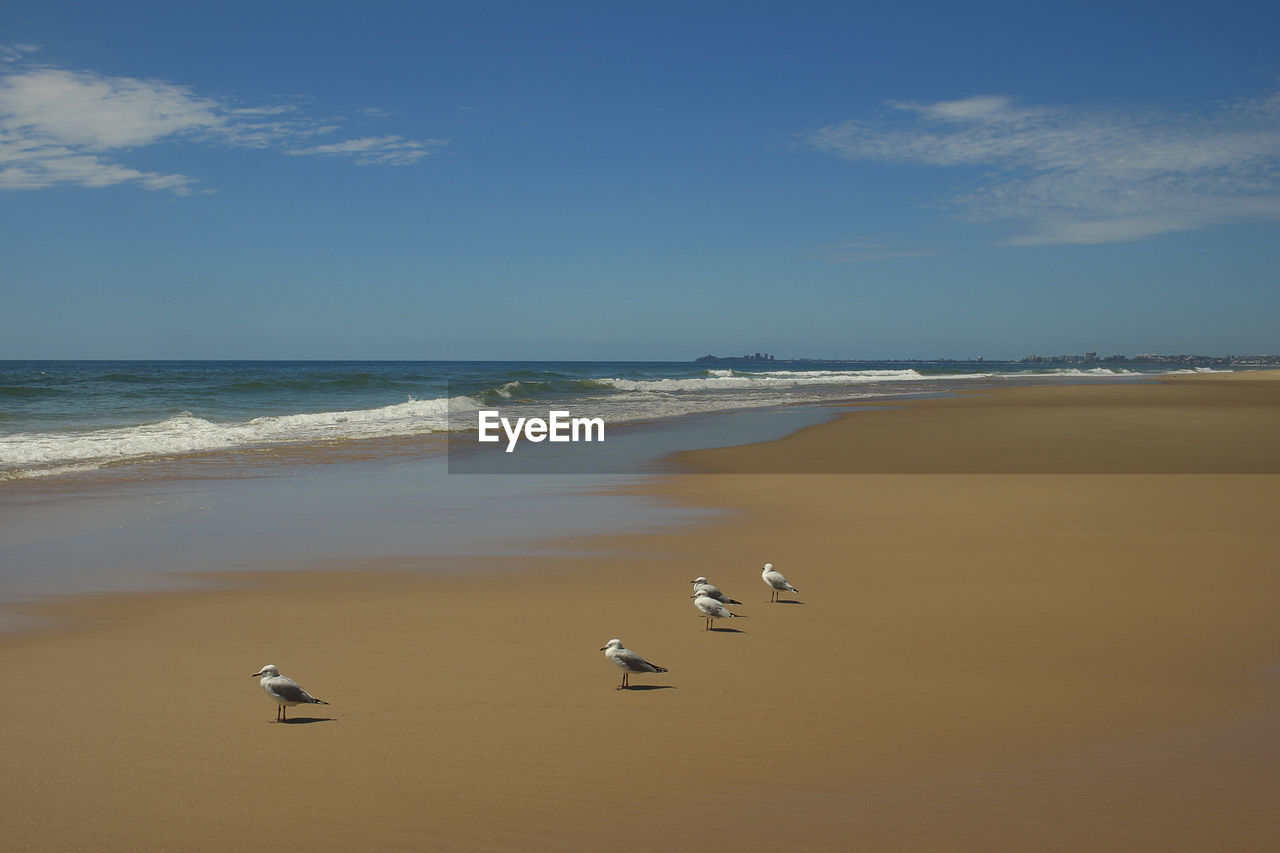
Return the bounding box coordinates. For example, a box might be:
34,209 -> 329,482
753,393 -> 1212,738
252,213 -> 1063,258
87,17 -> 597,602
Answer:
251,664 -> 329,722
693,591 -> 745,630
601,639 -> 668,689
762,562 -> 799,602
690,576 -> 742,605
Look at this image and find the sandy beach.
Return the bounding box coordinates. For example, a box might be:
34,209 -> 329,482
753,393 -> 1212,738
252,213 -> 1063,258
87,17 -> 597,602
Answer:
3,372 -> 1279,851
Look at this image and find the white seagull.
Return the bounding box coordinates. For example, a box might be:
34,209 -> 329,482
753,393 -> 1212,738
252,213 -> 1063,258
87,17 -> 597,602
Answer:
251,664 -> 329,722
693,591 -> 745,630
601,639 -> 668,689
761,562 -> 799,602
690,576 -> 742,605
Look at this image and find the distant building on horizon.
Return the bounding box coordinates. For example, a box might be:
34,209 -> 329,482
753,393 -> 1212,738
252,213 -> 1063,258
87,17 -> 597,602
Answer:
694,352 -> 776,364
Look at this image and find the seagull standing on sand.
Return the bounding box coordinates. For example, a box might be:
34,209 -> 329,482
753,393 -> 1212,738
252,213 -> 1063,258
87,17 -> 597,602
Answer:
251,664 -> 329,722
693,591 -> 745,630
762,562 -> 799,602
690,576 -> 742,605
601,639 -> 668,689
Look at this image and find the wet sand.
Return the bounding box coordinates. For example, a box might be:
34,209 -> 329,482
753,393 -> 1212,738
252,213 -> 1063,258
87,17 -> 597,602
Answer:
2,372 -> 1279,851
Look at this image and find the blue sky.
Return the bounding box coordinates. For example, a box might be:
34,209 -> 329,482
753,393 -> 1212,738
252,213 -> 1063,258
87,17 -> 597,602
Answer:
2,1 -> 1278,360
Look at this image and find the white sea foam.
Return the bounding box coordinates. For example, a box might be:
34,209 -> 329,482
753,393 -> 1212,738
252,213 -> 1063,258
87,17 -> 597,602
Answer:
0,363 -> 1226,479
0,395 -> 479,479
596,368 -> 951,392
1017,367 -> 1144,377
568,388 -> 890,425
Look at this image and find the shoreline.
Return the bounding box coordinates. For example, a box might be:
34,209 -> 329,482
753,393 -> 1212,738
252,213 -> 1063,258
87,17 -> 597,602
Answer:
674,369 -> 1280,473
2,372 -> 1279,850
0,359 -> 1229,484
0,402 -> 843,618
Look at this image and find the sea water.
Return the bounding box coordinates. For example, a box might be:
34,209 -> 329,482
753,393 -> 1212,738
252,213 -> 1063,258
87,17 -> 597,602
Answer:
0,359 -> 1208,481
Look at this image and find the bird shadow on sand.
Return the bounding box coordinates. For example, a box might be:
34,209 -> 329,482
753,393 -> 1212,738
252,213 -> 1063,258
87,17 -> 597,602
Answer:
707,626 -> 747,633
275,716 -> 335,725
772,599 -> 805,605
619,685 -> 676,691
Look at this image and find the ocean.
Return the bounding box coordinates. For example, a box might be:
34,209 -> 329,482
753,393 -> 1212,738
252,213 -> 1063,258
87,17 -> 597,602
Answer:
0,359 -> 1216,482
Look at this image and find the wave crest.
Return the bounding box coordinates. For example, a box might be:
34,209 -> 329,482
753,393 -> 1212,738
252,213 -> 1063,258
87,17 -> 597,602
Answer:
0,395 -> 479,478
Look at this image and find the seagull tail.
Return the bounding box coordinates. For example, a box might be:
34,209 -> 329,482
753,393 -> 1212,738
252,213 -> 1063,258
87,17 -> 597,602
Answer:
725,598 -> 743,605
311,698 -> 330,705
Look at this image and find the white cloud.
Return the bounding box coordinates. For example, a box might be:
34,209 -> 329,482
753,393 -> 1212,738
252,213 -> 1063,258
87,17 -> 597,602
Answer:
0,46 -> 442,194
0,149 -> 199,194
0,69 -> 222,148
808,91 -> 1280,245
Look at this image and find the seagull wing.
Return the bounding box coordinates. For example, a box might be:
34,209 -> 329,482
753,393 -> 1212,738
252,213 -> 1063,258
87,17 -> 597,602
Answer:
270,677 -> 323,705
615,648 -> 666,673
631,655 -> 667,674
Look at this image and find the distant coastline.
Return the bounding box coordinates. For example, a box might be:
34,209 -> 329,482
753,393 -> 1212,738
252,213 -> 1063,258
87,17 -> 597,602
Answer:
695,352 -> 1280,366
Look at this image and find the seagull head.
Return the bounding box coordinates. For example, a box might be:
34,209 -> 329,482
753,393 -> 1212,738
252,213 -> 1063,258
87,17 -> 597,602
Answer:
762,563 -> 774,571
601,639 -> 622,651
690,577 -> 708,584
251,664 -> 280,678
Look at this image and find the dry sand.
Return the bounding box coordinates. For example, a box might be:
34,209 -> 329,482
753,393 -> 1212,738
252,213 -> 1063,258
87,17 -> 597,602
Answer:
2,372 -> 1279,851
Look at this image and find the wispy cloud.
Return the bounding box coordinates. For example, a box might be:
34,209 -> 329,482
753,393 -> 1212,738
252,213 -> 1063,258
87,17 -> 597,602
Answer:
0,44 -> 39,63
818,239 -> 940,263
0,46 -> 445,194
285,135 -> 441,166
808,91 -> 1280,245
